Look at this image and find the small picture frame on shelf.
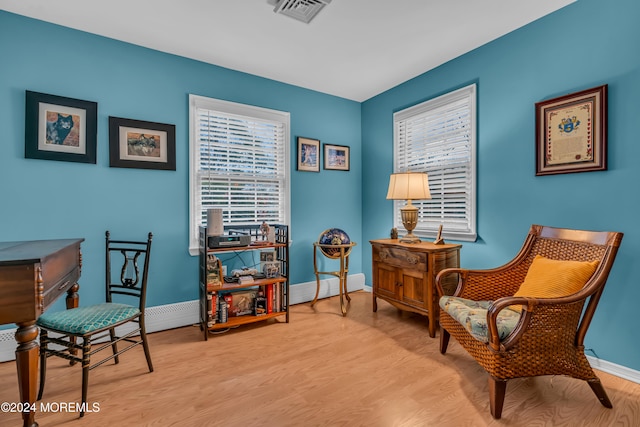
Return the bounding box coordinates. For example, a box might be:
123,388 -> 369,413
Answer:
206,254 -> 223,289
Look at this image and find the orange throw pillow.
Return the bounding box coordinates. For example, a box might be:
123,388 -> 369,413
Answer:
510,255 -> 599,312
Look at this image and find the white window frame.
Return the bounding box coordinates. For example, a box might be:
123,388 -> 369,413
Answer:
188,95 -> 291,255
392,83 -> 477,242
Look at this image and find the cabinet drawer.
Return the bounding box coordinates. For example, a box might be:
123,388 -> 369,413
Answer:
373,245 -> 427,271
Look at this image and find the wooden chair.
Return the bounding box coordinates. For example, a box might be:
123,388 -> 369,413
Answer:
435,224 -> 623,419
37,231 -> 154,417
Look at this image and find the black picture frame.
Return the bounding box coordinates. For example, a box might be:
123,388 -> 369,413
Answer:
25,91 -> 98,164
323,144 -> 350,171
297,136 -> 320,172
109,116 -> 176,170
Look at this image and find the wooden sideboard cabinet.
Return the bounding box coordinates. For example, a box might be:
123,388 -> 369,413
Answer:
370,239 -> 461,338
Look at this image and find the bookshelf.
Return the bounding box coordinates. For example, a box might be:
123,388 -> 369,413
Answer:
198,224 -> 289,340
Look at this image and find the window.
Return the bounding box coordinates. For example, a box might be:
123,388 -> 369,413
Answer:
392,83 -> 477,242
189,95 -> 290,255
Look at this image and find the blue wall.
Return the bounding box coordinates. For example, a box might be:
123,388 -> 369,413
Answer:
0,11 -> 362,314
363,0 -> 640,371
2,0 -> 639,373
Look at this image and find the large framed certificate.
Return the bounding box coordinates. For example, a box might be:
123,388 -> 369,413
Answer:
535,85 -> 607,176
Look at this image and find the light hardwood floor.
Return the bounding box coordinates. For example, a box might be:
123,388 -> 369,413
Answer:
1,292 -> 639,427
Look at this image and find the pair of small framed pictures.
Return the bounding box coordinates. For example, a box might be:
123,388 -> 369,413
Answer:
24,90 -> 176,170
297,136 -> 350,172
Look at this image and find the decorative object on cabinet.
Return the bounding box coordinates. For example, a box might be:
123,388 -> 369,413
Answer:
323,143 -> 350,171
386,172 -> 432,243
297,136 -> 320,172
108,116 -> 176,170
25,90 -> 98,164
436,224 -> 623,419
433,224 -> 445,245
535,84 -> 607,176
312,229 -> 356,316
199,224 -> 289,339
37,231 -> 154,418
370,238 -> 460,338
390,227 -> 398,239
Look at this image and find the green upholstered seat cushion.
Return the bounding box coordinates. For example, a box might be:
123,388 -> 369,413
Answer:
37,303 -> 140,335
439,296 -> 521,343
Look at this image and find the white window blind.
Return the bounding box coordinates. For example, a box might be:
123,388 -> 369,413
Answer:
393,84 -> 477,242
189,95 -> 290,254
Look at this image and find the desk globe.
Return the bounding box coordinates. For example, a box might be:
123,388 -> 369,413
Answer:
318,228 -> 352,258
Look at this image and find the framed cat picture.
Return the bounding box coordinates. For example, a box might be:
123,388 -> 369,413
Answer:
25,91 -> 98,163
108,117 -> 176,170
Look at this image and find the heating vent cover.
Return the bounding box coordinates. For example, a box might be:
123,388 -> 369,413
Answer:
273,0 -> 331,23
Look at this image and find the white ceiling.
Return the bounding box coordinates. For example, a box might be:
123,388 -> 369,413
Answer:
0,0 -> 575,102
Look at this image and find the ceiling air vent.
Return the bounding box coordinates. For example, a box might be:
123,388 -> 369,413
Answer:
272,0 -> 332,24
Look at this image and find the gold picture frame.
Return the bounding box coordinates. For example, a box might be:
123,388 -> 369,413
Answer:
535,84 -> 607,176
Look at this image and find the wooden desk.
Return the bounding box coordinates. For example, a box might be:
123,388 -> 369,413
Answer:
0,238 -> 84,427
370,239 -> 460,338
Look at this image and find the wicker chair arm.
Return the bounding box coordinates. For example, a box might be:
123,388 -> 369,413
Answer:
435,267 -> 467,297
436,266 -> 526,301
486,293 -> 588,352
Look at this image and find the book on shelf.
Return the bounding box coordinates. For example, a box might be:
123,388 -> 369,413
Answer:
206,291 -> 217,327
254,289 -> 267,316
266,284 -> 274,314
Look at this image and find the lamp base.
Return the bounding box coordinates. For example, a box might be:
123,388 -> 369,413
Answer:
400,203 -> 420,244
399,233 -> 421,243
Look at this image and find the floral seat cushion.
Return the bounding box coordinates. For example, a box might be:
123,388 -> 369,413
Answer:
37,303 -> 140,335
439,296 -> 521,343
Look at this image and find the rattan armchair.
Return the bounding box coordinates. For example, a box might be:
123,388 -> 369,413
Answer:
435,224 -> 623,419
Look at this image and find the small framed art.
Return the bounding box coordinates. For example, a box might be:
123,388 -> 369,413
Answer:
297,136 -> 320,172
25,90 -> 98,163
109,116 -> 176,170
324,144 -> 350,171
535,84 -> 607,176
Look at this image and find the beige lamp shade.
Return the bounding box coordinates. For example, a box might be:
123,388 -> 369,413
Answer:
386,172 -> 431,200
386,172 -> 431,243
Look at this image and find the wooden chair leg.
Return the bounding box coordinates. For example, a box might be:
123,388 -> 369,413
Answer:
588,378 -> 613,408
439,328 -> 450,354
139,317 -> 154,373
109,328 -> 119,364
80,340 -> 91,418
488,376 -> 507,419
37,330 -> 48,400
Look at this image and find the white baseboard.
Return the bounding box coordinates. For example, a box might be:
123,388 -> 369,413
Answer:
0,273 -> 365,363
587,355 -> 640,384
3,273 -> 638,386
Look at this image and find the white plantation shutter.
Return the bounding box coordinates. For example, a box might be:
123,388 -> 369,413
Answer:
393,84 -> 477,241
189,95 -> 290,254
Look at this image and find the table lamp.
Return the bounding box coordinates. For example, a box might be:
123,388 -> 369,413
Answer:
386,172 -> 431,243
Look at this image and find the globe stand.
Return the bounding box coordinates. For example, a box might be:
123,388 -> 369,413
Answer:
311,242 -> 357,317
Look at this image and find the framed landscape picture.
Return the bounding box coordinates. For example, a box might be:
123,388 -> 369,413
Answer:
109,116 -> 176,170
25,91 -> 98,164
